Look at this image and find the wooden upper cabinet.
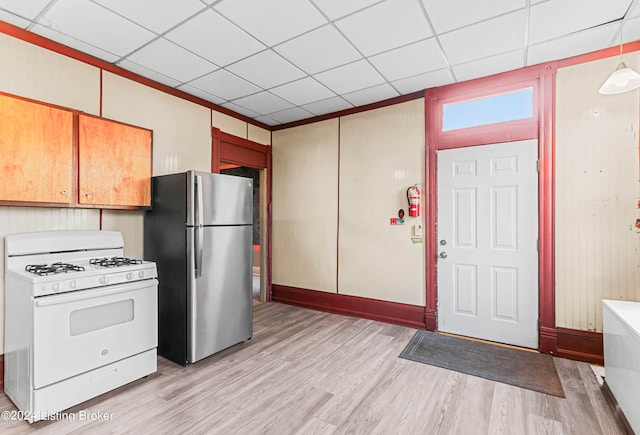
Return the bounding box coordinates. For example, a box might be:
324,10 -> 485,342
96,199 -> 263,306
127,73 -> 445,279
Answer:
0,93 -> 73,204
78,115 -> 152,207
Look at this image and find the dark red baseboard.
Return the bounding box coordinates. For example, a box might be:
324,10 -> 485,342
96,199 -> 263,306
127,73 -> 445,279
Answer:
540,326 -> 558,356
602,381 -> 635,435
556,327 -> 603,365
272,285 -> 426,330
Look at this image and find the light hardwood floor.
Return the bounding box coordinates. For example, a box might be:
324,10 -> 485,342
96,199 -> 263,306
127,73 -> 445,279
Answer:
0,302 -> 622,434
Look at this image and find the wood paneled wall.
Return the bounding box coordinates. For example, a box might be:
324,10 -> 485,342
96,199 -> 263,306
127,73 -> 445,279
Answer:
272,101 -> 425,306
0,33 -> 99,114
338,100 -> 425,305
555,52 -> 640,332
272,119 -> 339,293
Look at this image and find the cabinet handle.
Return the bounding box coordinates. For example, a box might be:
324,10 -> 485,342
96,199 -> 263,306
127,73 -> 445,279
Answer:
85,192 -> 92,198
60,190 -> 67,195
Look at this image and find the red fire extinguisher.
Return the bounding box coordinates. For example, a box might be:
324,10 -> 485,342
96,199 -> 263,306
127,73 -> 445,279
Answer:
407,185 -> 421,217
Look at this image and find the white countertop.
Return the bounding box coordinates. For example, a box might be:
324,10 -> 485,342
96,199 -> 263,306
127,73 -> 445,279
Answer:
602,299 -> 640,340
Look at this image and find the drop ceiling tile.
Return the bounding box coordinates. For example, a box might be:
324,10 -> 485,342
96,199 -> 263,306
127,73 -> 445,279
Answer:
421,0 -> 525,34
453,50 -> 524,82
335,0 -> 432,56
270,77 -> 335,106
0,10 -> 31,28
0,0 -> 49,20
222,102 -> 261,119
166,9 -> 264,67
215,0 -> 327,46
342,83 -> 399,107
274,25 -> 362,74
255,115 -> 278,125
527,22 -> 619,65
127,38 -> 217,83
118,59 -> 182,88
93,0 -> 205,34
622,16 -> 640,44
439,10 -> 526,65
36,0 -> 156,57
529,0 -> 631,45
188,69 -> 260,101
312,0 -> 382,20
31,24 -> 120,62
301,96 -> 353,116
233,92 -> 294,115
369,38 -> 447,81
314,60 -> 385,94
265,107 -> 315,124
226,50 -> 305,89
391,68 -> 454,93
177,84 -> 226,105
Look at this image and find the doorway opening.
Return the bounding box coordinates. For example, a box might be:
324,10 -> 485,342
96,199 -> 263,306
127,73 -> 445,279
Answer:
220,163 -> 265,305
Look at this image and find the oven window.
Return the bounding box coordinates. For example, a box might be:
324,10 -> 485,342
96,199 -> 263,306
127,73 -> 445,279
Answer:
70,299 -> 134,336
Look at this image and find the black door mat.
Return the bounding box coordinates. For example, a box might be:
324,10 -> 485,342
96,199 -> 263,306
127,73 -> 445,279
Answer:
399,330 -> 565,398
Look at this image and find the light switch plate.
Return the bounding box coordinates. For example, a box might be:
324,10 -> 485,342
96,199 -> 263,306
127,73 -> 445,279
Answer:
413,224 -> 423,236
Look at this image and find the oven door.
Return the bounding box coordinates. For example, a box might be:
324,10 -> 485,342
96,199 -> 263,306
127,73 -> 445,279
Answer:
32,279 -> 158,389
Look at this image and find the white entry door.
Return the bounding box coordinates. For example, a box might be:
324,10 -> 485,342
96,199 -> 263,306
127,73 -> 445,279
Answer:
437,140 -> 539,348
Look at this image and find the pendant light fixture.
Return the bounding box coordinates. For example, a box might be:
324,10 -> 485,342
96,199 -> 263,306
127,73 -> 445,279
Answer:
599,21 -> 640,95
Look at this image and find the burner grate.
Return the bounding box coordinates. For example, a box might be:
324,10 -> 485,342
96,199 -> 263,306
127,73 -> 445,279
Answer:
90,257 -> 143,268
25,262 -> 85,276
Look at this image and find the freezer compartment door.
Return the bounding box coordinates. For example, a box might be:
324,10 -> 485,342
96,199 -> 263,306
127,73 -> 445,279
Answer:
189,171 -> 252,226
188,225 -> 253,363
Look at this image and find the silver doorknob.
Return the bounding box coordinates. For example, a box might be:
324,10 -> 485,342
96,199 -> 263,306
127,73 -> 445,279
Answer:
439,252 -> 447,259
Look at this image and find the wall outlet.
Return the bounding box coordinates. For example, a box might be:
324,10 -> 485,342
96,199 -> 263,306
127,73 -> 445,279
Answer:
413,224 -> 423,236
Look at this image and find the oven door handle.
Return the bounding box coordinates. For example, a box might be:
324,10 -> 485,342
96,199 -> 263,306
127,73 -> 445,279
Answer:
35,279 -> 158,308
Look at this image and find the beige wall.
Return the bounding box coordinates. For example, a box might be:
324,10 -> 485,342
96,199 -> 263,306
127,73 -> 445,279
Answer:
555,52 -> 640,332
272,100 -> 425,305
213,109 -> 247,139
0,33 -> 100,114
272,119 -> 339,292
339,100 -> 425,305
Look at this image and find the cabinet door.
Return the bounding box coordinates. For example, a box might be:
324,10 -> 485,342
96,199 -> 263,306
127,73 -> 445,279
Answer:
0,94 -> 73,203
78,115 -> 152,207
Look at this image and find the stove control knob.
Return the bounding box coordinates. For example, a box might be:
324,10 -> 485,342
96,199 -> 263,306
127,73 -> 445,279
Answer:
99,276 -> 109,285
126,272 -> 133,280
69,280 -> 77,289
52,283 -> 60,292
138,271 -> 145,279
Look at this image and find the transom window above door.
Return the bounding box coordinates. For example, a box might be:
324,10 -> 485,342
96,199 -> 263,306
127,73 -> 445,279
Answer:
442,88 -> 534,132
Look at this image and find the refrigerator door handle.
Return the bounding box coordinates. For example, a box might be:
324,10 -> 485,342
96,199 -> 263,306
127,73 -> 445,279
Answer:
195,174 -> 204,227
194,227 -> 204,278
194,174 -> 204,278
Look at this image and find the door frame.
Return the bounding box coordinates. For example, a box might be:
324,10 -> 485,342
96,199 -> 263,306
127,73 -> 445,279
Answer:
424,62 -> 557,355
211,128 -> 273,302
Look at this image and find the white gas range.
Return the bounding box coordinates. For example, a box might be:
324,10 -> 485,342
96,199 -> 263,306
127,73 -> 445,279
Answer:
4,230 -> 158,423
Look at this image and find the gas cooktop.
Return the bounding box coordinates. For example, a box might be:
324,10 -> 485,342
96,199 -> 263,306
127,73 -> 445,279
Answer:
25,262 -> 86,276
24,257 -> 145,276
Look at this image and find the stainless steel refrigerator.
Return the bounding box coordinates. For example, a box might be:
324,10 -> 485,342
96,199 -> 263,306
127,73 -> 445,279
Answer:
144,170 -> 253,365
